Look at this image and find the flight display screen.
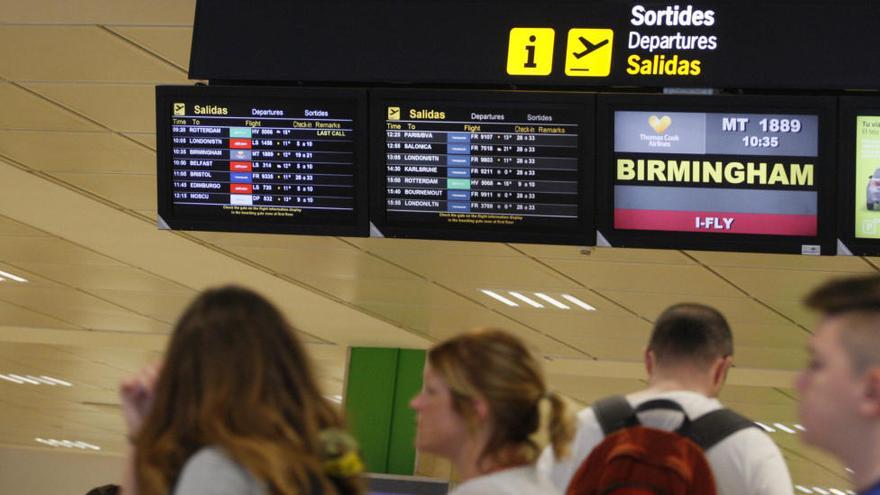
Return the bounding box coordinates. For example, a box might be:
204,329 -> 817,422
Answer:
371,90 -> 595,245
156,86 -> 368,236
597,95 -> 834,254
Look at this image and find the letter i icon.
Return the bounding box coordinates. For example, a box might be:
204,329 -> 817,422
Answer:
524,36 -> 538,68
506,28 -> 555,76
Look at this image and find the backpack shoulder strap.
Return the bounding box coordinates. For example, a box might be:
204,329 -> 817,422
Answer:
684,408 -> 757,451
593,395 -> 638,436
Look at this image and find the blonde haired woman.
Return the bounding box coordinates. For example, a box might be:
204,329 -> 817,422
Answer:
410,329 -> 574,494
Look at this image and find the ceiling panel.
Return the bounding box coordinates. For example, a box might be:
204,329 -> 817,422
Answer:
689,250 -> 876,271
601,290 -> 793,326
713,266 -> 877,302
0,343 -> 154,392
23,83 -> 157,133
355,299 -> 587,358
512,314 -> 650,362
49,172 -> 156,211
194,231 -> 357,251
349,237 -> 522,257
496,310 -> 650,344
0,238 -> 123,266
108,27 -> 193,68
0,82 -> 100,131
4,309 -> 203,336
0,285 -> 154,317
0,300 -> 80,329
87,289 -> 196,323
50,346 -> 159,377
222,245 -> 420,281
730,322 -> 810,348
369,251 -> 578,289
122,132 -> 155,149
6,263 -> 190,293
719,385 -> 796,407
291,276 -> 471,308
0,216 -> 52,237
575,338 -> 651,362
541,259 -> 743,297
485,294 -> 634,318
0,130 -> 154,174
735,345 -> 807,371
548,374 -> 645,404
765,300 -> 819,329
0,26 -> 187,82
515,244 -> 696,265
715,403 -> 799,428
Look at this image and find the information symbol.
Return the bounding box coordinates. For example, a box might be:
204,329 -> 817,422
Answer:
506,28 -> 555,76
524,35 -> 538,68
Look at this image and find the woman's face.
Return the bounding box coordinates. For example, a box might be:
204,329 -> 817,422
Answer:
409,363 -> 470,458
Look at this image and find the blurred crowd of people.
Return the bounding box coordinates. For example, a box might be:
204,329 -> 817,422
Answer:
100,273 -> 880,495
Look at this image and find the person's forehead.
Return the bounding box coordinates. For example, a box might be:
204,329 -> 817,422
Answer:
422,363 -> 446,384
811,318 -> 848,350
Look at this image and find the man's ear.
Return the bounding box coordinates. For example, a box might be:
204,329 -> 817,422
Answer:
713,356 -> 733,388
859,367 -> 880,418
711,355 -> 733,390
644,348 -> 655,377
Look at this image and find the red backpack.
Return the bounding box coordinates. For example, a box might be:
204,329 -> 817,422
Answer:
566,396 -> 756,495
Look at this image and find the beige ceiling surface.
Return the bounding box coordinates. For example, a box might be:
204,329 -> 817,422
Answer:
0,1 -> 866,490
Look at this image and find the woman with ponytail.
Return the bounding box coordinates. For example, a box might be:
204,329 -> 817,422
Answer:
409,328 -> 574,494
119,286 -> 364,495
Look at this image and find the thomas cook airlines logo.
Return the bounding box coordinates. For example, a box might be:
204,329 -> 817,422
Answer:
648,115 -> 672,133
640,114 -> 680,148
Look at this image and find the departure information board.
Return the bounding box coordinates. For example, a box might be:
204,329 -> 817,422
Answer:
597,94 -> 835,254
370,90 -> 595,245
156,86 -> 368,236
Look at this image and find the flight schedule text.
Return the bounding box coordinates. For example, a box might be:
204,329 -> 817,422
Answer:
168,100 -> 357,220
383,103 -> 581,227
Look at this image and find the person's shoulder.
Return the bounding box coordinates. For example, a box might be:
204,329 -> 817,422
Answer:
175,446 -> 264,494
182,446 -> 241,472
716,423 -> 780,454
452,466 -> 560,495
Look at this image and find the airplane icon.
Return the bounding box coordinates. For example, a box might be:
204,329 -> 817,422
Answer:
573,37 -> 609,59
565,28 -> 614,77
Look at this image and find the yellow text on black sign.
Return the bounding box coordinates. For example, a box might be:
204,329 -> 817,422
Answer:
617,158 -> 814,187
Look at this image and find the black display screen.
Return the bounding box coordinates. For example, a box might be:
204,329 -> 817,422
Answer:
156,85 -> 368,236
192,0 -> 880,91
596,94 -> 836,255
370,90 -> 595,245
366,474 -> 448,495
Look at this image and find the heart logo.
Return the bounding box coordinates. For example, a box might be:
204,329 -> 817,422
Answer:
648,115 -> 672,133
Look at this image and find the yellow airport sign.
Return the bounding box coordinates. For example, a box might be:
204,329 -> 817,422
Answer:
565,28 -> 614,77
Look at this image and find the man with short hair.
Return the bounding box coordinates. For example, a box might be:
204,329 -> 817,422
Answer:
538,302 -> 792,495
797,275 -> 880,495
